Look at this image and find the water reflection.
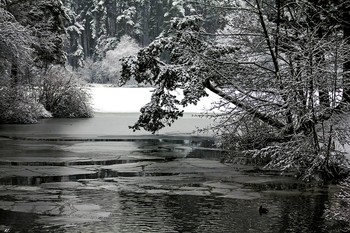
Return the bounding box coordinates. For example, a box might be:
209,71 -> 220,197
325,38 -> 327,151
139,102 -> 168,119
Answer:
0,209 -> 54,233
276,195 -> 328,233
47,191 -> 338,233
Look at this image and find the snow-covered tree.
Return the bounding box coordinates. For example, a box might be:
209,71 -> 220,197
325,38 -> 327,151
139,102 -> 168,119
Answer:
64,0 -> 85,68
102,35 -> 141,84
78,34 -> 141,84
62,0 -> 226,69
0,5 -> 32,84
1,0 -> 65,72
121,0 -> 350,181
0,0 -> 66,123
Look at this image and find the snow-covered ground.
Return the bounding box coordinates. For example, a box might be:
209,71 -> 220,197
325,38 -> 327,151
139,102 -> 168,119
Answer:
89,85 -> 220,113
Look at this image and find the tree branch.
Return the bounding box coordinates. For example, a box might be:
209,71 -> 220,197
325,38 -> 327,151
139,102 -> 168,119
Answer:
203,79 -> 286,130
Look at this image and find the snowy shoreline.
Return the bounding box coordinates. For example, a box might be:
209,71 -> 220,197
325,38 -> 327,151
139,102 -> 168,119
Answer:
89,84 -> 219,113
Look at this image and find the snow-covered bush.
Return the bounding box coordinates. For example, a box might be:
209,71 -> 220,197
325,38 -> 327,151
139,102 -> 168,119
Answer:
102,35 -> 140,83
39,66 -> 93,118
77,58 -> 112,84
325,178 -> 350,231
0,85 -> 51,123
78,35 -> 141,85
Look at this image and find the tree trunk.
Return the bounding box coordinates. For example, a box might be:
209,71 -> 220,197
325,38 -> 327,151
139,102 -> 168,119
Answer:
341,3 -> 350,103
10,61 -> 18,87
142,0 -> 150,46
204,79 -> 286,130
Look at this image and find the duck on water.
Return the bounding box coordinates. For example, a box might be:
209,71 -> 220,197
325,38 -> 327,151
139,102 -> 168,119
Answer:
259,206 -> 268,215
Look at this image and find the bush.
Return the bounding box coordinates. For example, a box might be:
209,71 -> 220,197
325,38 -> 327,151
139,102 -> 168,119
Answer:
216,113 -> 350,182
77,35 -> 141,85
0,85 -> 51,123
39,66 -> 93,118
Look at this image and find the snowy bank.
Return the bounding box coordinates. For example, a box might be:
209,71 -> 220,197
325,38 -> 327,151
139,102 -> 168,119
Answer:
89,85 -> 220,113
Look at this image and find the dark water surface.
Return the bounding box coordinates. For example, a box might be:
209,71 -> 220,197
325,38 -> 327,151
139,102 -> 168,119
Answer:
0,114 -> 349,232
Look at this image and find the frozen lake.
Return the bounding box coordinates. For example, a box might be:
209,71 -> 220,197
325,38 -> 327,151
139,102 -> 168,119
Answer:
0,113 -> 348,232
0,88 -> 349,232
0,112 -> 214,138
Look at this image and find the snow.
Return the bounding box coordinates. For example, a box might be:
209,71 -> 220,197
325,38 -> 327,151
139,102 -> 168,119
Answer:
89,85 -> 219,113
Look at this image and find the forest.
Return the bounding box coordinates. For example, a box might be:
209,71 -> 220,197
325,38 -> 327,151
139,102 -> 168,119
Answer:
1,0 -> 350,184
64,0 -> 226,84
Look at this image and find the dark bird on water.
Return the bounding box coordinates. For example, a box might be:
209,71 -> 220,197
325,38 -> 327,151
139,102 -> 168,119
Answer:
259,205 -> 268,215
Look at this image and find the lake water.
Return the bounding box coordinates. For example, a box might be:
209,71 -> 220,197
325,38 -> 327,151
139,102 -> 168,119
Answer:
0,113 -> 349,232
